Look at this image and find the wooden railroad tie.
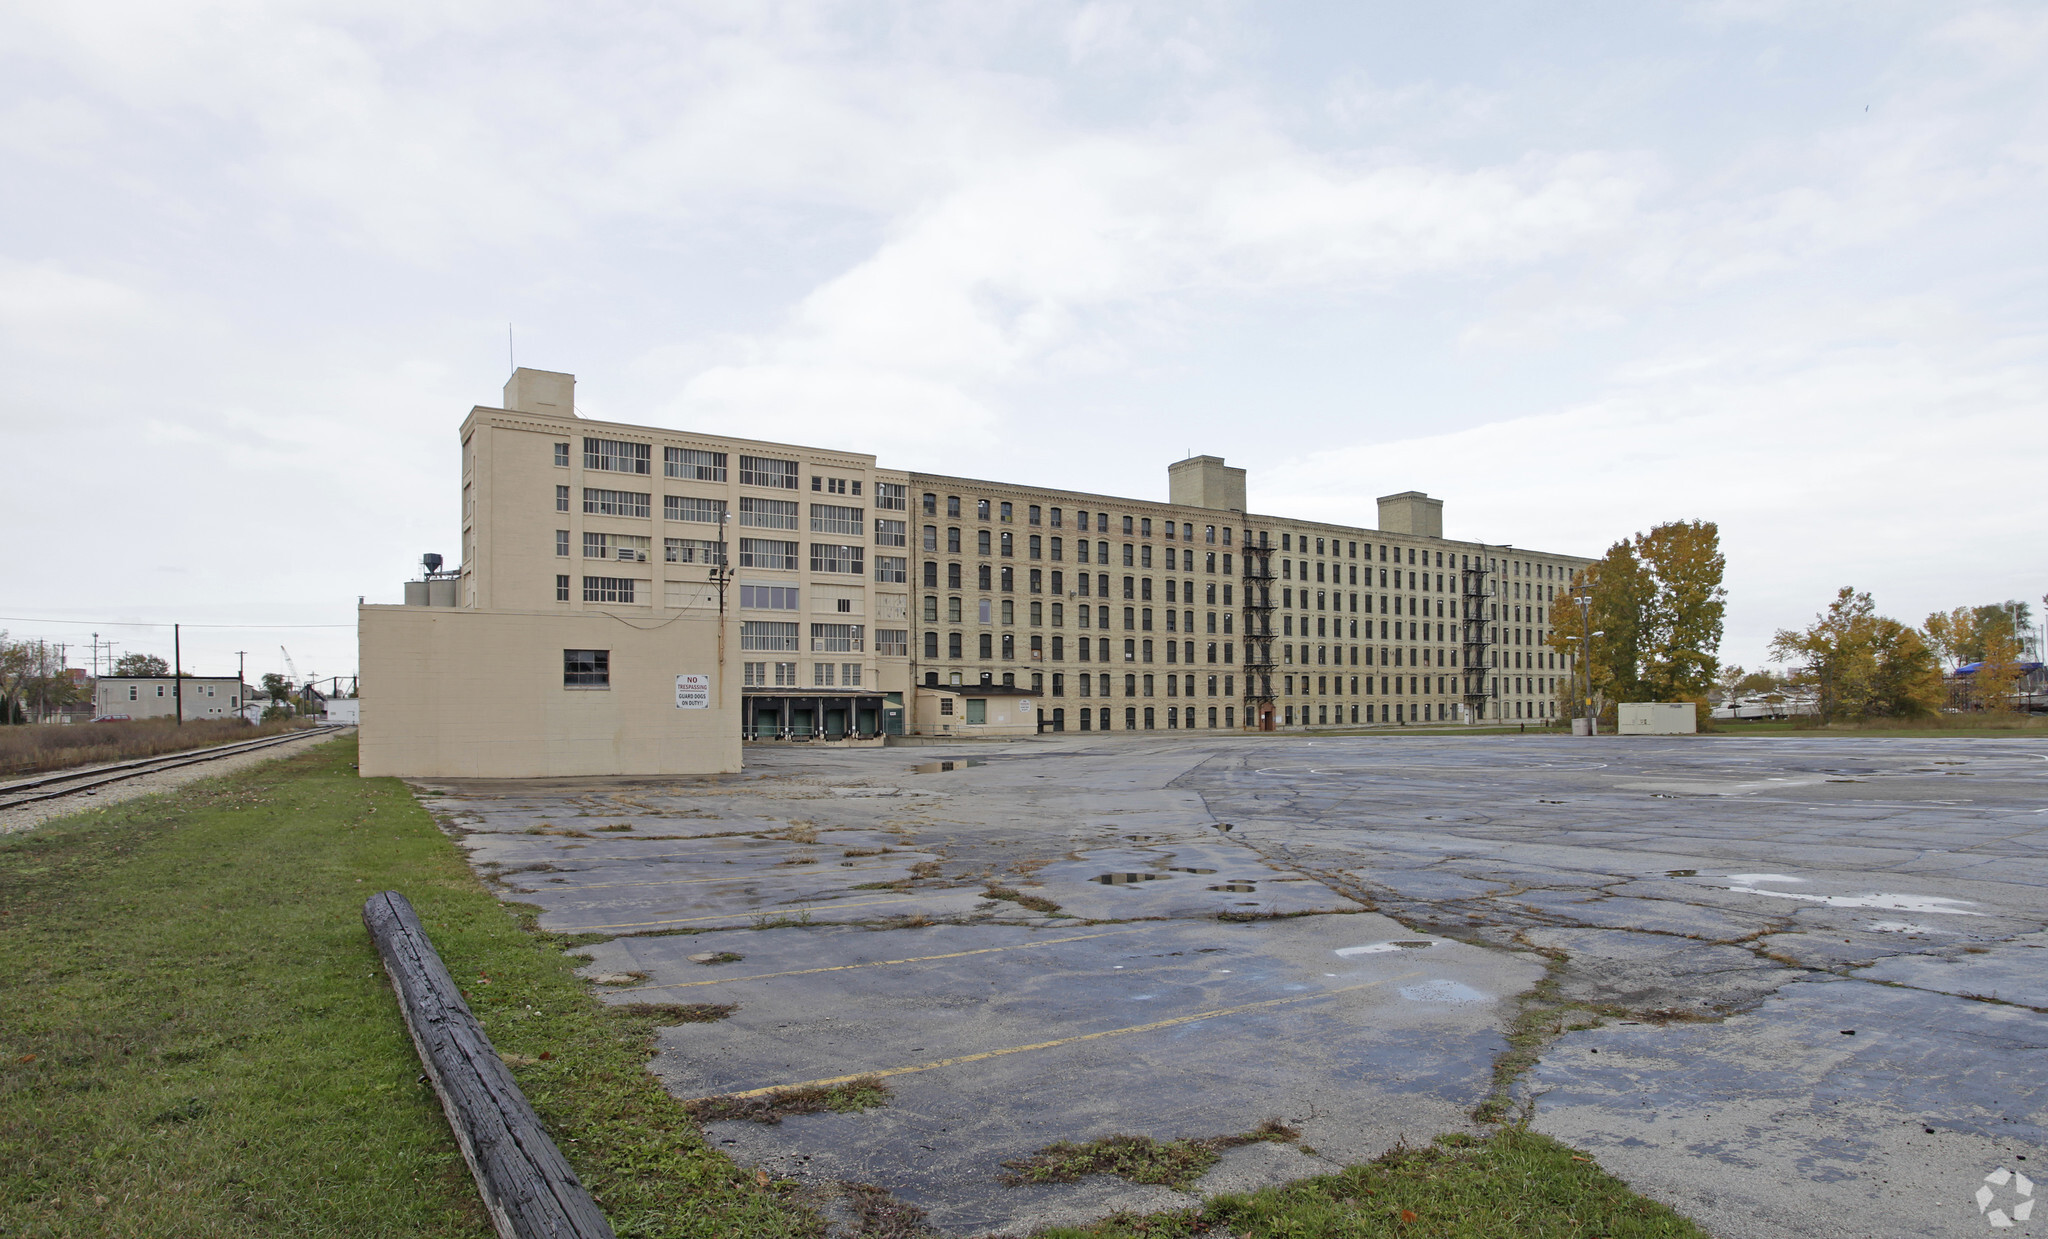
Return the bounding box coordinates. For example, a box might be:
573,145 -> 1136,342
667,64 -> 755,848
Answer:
363,890 -> 615,1239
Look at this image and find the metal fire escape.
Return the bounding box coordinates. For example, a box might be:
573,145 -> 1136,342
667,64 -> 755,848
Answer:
1241,538 -> 1277,713
1460,556 -> 1496,720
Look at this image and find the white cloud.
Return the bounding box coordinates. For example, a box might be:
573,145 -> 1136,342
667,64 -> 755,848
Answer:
1279,300 -> 2048,667
1,0 -> 2043,681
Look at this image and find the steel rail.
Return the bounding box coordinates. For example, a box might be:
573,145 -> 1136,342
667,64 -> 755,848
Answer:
0,727 -> 340,809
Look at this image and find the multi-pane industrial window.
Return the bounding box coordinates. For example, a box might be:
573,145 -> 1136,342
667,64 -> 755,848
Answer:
553,442 -> 570,466
665,495 -> 724,524
875,629 -> 908,656
581,577 -> 636,604
811,504 -> 864,536
738,455 -> 799,489
584,488 -> 650,518
563,648 -> 609,686
738,538 -> 799,570
556,485 -> 570,512
739,497 -> 800,529
555,530 -> 569,557
875,482 -> 907,510
874,555 -> 907,583
583,438 -> 650,474
741,621 -> 800,651
740,584 -> 800,610
555,574 -> 570,601
812,623 -> 864,652
874,518 -> 907,546
664,447 -> 726,481
665,537 -> 725,565
584,532 -> 650,561
811,544 -> 864,574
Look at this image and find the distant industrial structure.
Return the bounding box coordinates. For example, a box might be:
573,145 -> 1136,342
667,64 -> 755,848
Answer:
358,369 -> 1590,776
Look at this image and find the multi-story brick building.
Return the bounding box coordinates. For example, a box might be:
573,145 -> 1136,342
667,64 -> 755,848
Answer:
361,368 -> 1590,775
906,455 -> 1589,731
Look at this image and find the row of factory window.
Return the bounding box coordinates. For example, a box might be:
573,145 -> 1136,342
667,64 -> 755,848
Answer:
557,488 -> 908,543
564,442 -> 1572,587
561,439 -> 907,508
557,533 -> 906,580
900,669 -> 1552,703
741,662 -> 867,687
919,496 -> 1237,542
737,623 -> 909,656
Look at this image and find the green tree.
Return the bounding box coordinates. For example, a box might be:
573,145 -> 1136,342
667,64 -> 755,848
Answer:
112,652 -> 170,677
0,635 -> 31,725
1551,520 -> 1726,721
1636,519 -> 1727,704
1770,588 -> 1942,721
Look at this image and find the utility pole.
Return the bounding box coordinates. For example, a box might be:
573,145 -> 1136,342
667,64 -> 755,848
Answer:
173,623 -> 183,726
237,651 -> 247,716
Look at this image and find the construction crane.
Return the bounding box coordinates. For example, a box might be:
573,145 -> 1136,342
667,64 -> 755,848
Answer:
280,646 -> 300,695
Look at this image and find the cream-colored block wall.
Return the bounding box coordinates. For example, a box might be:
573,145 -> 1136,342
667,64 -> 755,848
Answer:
911,690 -> 1037,737
358,604 -> 739,777
457,397 -> 914,697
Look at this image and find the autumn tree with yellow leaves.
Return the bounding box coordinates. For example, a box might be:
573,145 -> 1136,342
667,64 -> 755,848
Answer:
1769,588 -> 1943,721
1551,519 -> 1726,721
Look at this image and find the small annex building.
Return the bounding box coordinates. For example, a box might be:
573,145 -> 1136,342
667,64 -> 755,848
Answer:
94,677 -> 245,721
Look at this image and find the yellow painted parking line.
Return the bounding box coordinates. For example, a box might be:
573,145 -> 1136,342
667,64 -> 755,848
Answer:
533,865 -> 896,892
556,895 -> 950,932
703,972 -> 1423,1100
613,929 -> 1146,993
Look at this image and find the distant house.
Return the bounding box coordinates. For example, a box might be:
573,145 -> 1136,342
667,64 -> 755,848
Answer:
94,677 -> 246,721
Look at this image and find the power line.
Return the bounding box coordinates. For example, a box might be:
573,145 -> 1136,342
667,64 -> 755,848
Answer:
0,617 -> 356,630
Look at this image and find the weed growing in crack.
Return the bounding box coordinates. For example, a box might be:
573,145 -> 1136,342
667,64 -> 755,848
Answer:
606,1001 -> 735,1024
685,1077 -> 891,1125
838,1183 -> 937,1238
983,886 -> 1065,915
999,1120 -> 1300,1191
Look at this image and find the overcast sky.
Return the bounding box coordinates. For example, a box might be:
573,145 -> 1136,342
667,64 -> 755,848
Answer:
4,1 -> 2044,684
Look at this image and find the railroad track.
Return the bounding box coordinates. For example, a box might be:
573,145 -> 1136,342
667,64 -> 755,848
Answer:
0,727 -> 343,810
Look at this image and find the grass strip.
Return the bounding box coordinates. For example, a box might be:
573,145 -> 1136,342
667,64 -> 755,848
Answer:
1027,1128 -> 1709,1238
0,734 -> 817,1237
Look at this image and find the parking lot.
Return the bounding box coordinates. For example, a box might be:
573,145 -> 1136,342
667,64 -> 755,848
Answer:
420,732 -> 2047,1238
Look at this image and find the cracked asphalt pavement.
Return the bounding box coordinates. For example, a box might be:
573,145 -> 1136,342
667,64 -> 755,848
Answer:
417,732 -> 2046,1238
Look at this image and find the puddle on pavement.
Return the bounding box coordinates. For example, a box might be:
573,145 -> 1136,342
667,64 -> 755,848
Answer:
1169,867 -> 1218,874
1665,869 -> 1698,877
1400,979 -> 1489,1004
1335,940 -> 1434,957
1096,872 -> 1170,885
1208,882 -> 1258,893
1728,876 -> 1985,916
912,759 -> 985,773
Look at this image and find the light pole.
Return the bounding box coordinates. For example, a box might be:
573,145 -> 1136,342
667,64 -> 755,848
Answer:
1567,583 -> 1601,736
